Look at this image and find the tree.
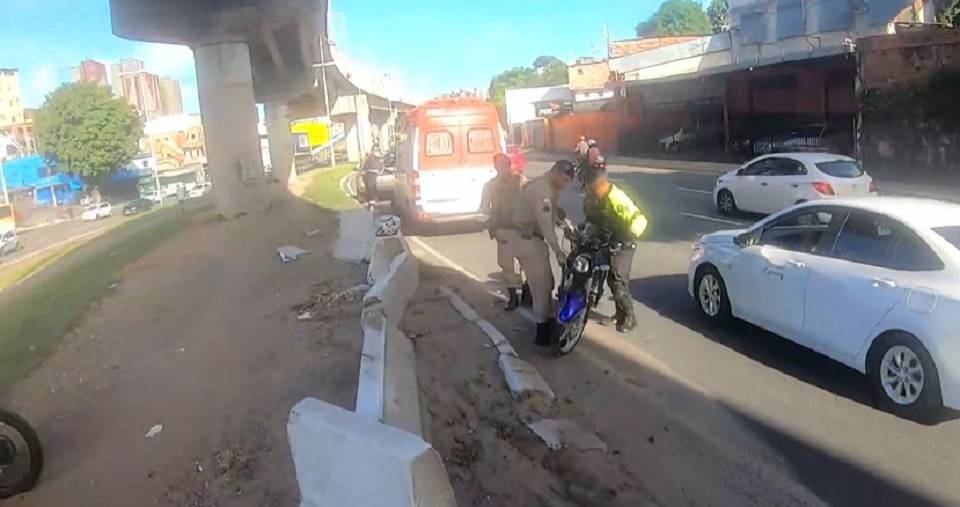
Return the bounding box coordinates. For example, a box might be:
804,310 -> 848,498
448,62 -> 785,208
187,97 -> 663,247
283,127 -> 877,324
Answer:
937,0 -> 960,25
34,82 -> 143,186
488,56 -> 569,108
707,0 -> 731,33
533,55 -> 563,69
635,0 -> 712,38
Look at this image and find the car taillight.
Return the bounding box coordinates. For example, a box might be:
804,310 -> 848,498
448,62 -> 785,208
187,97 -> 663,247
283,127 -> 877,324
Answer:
812,182 -> 835,196
869,180 -> 878,193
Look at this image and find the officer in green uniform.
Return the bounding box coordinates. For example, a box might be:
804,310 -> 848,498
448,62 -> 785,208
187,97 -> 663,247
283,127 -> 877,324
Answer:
581,165 -> 649,333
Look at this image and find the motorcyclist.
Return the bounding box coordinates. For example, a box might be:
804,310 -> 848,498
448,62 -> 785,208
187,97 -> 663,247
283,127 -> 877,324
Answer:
580,166 -> 648,333
586,139 -> 601,166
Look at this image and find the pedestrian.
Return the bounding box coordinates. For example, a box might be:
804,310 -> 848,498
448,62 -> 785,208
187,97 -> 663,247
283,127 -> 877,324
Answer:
514,160 -> 574,346
480,153 -> 527,310
574,135 -> 589,161
587,139 -> 601,166
581,167 -> 648,333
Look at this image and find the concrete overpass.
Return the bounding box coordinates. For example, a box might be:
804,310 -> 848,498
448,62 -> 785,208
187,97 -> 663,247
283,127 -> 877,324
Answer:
109,0 -> 409,217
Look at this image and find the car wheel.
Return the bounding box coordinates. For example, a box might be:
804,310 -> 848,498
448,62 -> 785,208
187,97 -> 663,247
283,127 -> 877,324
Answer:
694,265 -> 731,323
717,190 -> 737,216
868,332 -> 942,423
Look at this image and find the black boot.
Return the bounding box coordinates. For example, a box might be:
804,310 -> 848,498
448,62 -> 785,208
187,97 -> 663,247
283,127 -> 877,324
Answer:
535,320 -> 553,347
504,288 -> 520,311
615,307 -> 637,333
520,283 -> 533,307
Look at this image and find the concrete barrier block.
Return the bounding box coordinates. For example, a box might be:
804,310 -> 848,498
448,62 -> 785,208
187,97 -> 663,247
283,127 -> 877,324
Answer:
289,398 -> 456,507
335,209 -> 375,263
498,353 -> 555,402
364,251 -> 419,323
383,322 -> 424,438
356,306 -> 387,422
368,236 -> 406,285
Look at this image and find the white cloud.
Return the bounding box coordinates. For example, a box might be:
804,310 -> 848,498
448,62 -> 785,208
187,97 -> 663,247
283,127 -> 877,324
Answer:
135,43 -> 195,78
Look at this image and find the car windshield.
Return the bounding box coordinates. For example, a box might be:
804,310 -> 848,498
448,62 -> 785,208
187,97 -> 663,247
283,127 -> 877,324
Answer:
816,160 -> 864,178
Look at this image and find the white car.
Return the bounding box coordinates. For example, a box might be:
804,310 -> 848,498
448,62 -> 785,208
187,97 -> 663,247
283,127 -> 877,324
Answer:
80,202 -> 112,221
688,197 -> 960,421
714,152 -> 876,216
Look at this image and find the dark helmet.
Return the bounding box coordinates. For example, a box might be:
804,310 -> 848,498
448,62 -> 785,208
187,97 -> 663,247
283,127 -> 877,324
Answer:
550,159 -> 576,178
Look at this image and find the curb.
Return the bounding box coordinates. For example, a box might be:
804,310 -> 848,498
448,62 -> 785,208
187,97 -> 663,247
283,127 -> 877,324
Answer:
289,214 -> 455,507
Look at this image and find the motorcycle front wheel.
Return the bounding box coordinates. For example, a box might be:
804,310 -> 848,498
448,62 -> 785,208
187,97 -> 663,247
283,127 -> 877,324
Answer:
0,411 -> 43,499
555,309 -> 588,356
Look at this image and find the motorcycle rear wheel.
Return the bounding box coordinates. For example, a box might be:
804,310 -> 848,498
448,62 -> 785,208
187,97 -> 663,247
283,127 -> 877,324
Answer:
0,410 -> 43,499
555,310 -> 588,356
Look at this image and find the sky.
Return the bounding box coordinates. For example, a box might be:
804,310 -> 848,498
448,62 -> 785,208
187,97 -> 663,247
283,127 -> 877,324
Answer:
0,0 -> 660,112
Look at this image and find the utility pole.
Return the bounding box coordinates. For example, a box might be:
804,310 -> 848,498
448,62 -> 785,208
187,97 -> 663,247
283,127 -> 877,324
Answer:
314,38 -> 337,167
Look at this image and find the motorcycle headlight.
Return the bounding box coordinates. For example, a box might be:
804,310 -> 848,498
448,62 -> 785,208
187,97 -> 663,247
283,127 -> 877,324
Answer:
573,255 -> 591,273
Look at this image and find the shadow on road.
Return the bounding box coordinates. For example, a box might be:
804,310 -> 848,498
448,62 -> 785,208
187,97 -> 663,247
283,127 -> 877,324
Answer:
424,262 -> 949,507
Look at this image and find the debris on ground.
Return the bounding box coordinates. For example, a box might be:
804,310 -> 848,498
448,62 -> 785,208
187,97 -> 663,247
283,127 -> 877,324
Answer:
145,424 -> 164,438
374,215 -> 401,237
291,281 -> 370,320
276,245 -> 310,263
527,419 -> 608,452
304,228 -> 323,237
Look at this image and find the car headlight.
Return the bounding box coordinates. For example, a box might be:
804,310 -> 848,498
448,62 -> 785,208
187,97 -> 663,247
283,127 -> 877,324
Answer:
573,255 -> 591,273
691,242 -> 705,261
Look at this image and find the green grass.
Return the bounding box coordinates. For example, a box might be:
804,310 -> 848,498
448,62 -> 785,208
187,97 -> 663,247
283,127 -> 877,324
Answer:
301,164 -> 360,210
0,243 -> 81,293
0,211 -> 188,391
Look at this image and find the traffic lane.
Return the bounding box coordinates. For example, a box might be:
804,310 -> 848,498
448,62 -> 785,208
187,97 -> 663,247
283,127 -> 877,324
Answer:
412,173 -> 960,506
0,214 -> 126,267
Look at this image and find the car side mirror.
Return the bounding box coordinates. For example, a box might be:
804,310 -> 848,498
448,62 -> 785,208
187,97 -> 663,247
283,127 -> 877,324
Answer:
735,230 -> 757,247
736,168 -> 745,176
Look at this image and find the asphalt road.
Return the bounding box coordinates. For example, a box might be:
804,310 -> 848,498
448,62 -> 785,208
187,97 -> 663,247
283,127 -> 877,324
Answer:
408,160 -> 960,507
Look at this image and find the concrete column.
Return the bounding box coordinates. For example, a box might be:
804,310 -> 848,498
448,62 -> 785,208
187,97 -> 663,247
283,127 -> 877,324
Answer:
343,115 -> 361,163
194,42 -> 265,218
265,102 -> 296,191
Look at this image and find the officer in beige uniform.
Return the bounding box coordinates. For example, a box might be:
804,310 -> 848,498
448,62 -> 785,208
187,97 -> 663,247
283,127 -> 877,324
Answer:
481,154 -> 527,310
514,160 -> 575,346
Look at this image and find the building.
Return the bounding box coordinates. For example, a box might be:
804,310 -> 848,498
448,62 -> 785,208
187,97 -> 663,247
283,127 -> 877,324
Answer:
601,0 -> 943,160
71,59 -> 109,87
141,114 -> 206,170
608,36 -> 702,58
158,77 -> 183,116
109,58 -> 163,119
0,69 -> 24,127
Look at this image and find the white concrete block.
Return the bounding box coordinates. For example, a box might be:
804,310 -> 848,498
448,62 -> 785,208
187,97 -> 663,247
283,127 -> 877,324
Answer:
334,208 -> 375,263
356,306 -> 386,422
288,398 -> 456,507
368,236 -> 406,285
383,322 -> 424,438
498,353 -> 555,402
364,251 -> 419,323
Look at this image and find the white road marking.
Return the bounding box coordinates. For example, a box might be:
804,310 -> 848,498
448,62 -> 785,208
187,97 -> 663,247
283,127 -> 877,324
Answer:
681,213 -> 747,227
676,187 -> 713,196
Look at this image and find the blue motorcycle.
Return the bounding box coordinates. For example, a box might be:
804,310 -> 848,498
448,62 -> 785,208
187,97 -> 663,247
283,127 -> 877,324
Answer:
555,223 -> 618,355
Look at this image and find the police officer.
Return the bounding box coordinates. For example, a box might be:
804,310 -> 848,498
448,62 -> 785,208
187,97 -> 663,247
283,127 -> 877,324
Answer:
514,160 -> 574,346
481,153 -> 527,310
581,167 -> 648,333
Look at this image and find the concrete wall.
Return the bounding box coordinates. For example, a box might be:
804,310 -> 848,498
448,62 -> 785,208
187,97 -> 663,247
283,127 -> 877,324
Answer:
568,59 -> 610,91
859,29 -> 960,89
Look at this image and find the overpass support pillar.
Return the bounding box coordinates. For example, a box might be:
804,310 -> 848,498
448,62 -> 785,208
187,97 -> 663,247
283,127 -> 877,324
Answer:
265,102 -> 296,192
194,42 -> 265,218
